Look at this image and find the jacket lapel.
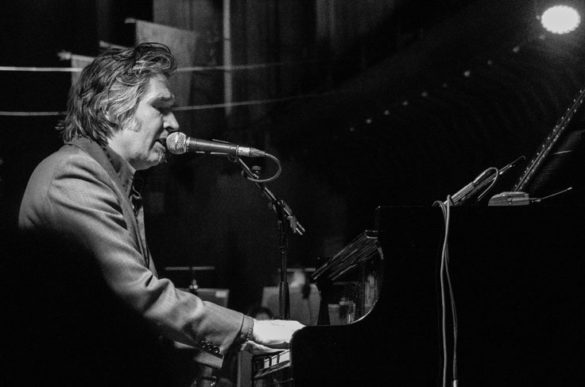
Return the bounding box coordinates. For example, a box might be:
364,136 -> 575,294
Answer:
68,138 -> 150,264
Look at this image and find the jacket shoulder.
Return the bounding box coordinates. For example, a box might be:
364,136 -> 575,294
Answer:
19,145 -> 113,228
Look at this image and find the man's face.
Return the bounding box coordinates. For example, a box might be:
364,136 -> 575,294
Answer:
115,75 -> 178,170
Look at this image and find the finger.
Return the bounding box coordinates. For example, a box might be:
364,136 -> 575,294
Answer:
241,341 -> 282,355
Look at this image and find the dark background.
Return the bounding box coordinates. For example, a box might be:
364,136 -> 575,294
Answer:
2,0 -> 585,314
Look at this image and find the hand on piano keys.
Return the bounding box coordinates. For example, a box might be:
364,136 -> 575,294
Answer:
240,340 -> 281,355
242,319 -> 304,354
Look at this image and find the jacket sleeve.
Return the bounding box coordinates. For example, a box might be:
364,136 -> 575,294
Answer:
20,152 -> 253,368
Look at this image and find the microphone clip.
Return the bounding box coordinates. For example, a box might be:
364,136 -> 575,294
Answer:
488,186 -> 573,206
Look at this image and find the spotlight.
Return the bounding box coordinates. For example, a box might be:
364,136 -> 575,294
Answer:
540,5 -> 581,34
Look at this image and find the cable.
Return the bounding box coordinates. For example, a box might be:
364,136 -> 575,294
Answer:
235,153 -> 282,183
173,91 -> 336,111
0,111 -> 65,117
444,238 -> 459,387
176,59 -> 323,73
433,197 -> 458,387
476,166 -> 499,202
436,198 -> 450,387
0,65 -> 81,72
0,91 -> 338,117
0,59 -> 325,73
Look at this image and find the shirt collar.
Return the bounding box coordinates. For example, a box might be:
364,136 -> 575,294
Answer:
101,144 -> 136,198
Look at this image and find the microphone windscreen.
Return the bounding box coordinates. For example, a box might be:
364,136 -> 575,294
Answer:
166,132 -> 187,154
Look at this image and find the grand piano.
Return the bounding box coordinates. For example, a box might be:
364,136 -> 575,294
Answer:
256,205 -> 585,386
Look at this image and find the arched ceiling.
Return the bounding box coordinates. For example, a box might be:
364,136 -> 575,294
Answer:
270,0 -> 585,232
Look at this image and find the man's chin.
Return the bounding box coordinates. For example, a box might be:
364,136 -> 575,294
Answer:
154,150 -> 167,165
137,152 -> 166,171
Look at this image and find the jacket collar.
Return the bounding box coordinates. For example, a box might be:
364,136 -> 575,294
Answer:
67,137 -> 135,198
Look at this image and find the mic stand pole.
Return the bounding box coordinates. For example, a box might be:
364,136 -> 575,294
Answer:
236,157 -> 305,319
276,200 -> 291,319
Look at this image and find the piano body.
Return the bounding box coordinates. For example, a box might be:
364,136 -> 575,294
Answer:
256,206 -> 585,386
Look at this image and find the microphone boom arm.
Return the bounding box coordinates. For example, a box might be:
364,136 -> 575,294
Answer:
236,157 -> 305,235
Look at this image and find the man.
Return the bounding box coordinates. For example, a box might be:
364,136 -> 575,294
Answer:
18,42 -> 302,376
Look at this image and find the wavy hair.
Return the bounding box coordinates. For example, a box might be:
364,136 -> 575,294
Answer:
59,42 -> 177,145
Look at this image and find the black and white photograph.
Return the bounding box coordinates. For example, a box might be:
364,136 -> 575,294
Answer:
1,1 -> 585,386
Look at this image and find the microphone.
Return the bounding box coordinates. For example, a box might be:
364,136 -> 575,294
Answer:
166,132 -> 267,158
449,168 -> 498,206
449,156 -> 526,206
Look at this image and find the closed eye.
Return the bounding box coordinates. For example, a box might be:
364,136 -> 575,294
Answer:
155,104 -> 176,115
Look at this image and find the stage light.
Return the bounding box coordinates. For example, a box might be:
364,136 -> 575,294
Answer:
540,5 -> 581,34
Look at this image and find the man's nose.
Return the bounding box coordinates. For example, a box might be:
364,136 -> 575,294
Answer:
164,112 -> 179,132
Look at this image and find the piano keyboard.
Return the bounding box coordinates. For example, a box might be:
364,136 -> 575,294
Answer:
252,350 -> 292,386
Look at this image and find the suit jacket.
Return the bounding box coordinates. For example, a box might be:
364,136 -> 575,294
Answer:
18,137 -> 252,369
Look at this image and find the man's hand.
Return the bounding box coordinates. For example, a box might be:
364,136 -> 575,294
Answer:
240,340 -> 281,355
251,319 -> 305,349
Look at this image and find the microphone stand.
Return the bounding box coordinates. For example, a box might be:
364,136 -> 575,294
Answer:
236,157 -> 305,319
